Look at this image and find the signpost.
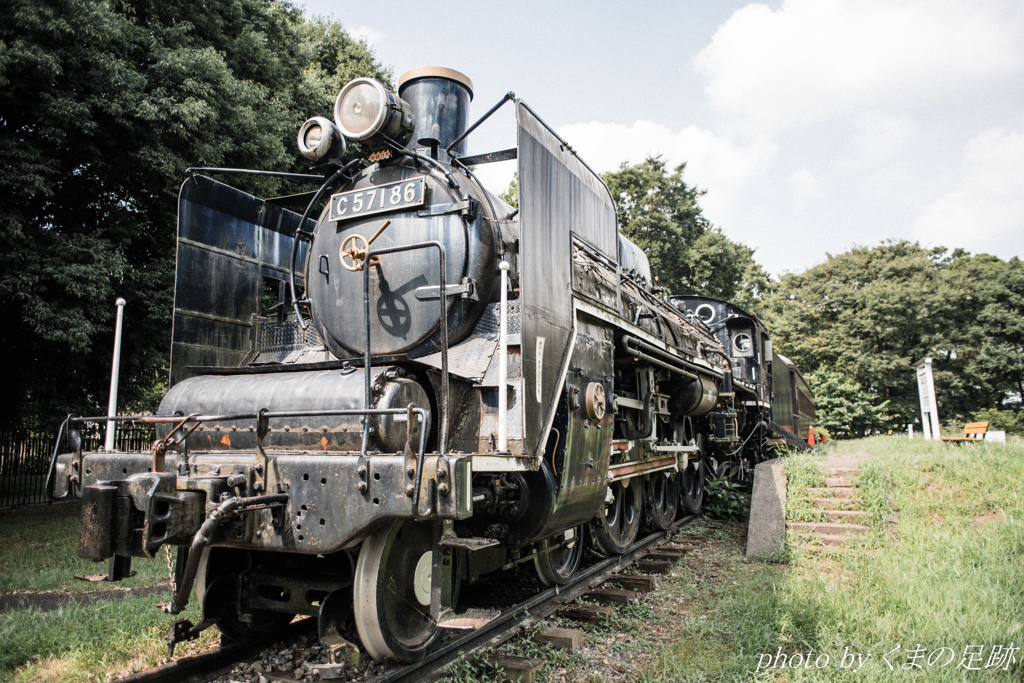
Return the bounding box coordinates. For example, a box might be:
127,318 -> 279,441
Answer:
912,357 -> 942,440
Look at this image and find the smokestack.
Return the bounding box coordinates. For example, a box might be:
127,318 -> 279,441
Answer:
398,67 -> 473,164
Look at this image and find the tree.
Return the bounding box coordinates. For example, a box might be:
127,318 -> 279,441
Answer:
0,0 -> 389,427
948,255 -> 1024,412
602,156 -> 769,307
499,172 -> 518,209
806,369 -> 889,438
761,241 -> 1019,427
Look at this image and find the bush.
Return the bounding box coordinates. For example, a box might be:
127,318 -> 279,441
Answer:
971,407 -> 1024,435
705,477 -> 749,521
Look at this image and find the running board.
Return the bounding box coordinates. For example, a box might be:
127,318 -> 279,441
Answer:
438,608 -> 502,630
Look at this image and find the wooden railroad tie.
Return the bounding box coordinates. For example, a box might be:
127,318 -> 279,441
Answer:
636,559 -> 673,574
609,574 -> 659,592
558,604 -> 614,623
484,655 -> 545,683
584,587 -> 636,605
673,534 -> 708,545
534,626 -> 584,651
646,549 -> 687,561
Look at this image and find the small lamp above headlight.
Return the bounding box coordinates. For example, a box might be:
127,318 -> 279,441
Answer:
297,117 -> 346,162
333,77 -> 415,148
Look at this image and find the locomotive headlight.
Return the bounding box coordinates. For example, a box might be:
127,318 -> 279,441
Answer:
297,117 -> 346,162
333,77 -> 416,148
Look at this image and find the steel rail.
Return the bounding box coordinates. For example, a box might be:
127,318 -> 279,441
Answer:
114,617 -> 317,683
373,514 -> 698,683
114,516 -> 698,683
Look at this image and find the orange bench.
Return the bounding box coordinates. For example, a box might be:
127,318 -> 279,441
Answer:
941,421 -> 988,443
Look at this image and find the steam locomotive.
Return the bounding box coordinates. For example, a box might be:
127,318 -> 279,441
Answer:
46,67 -> 811,665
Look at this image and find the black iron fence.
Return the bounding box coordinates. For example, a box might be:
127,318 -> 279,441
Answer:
0,424 -> 156,508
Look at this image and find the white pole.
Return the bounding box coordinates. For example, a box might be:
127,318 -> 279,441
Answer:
913,357 -> 939,441
105,298 -> 127,452
497,261 -> 509,453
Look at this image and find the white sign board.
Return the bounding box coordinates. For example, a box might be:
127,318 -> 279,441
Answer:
913,357 -> 942,440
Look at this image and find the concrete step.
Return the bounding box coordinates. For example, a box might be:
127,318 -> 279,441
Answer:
807,487 -> 857,499
787,521 -> 869,535
825,477 -> 854,488
810,497 -> 862,510
795,532 -> 851,546
826,467 -> 861,477
823,509 -> 869,522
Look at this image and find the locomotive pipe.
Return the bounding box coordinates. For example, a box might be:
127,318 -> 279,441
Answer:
621,336 -> 698,381
289,161 -> 361,330
162,493 -> 289,615
621,335 -> 724,380
383,137 -> 460,190
498,261 -> 509,452
364,241 -> 449,455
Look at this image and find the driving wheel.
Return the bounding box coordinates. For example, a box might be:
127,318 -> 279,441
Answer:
592,475 -> 642,555
645,471 -> 679,531
679,433 -> 707,516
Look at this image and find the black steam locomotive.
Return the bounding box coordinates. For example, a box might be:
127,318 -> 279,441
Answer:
46,67 -> 811,664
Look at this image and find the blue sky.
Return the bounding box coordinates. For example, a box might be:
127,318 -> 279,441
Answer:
299,0 -> 1024,276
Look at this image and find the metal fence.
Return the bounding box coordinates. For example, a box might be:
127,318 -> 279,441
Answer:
0,424 -> 155,508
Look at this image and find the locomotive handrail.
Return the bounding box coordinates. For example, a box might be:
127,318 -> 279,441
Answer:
44,417 -> 72,502
56,407 -> 426,424
46,407 -> 434,507
185,167 -> 326,182
445,92 -> 516,164
362,240 -> 450,457
289,160 -> 364,330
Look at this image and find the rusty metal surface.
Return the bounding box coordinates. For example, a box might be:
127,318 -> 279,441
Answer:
171,176 -> 313,386
67,450 -> 472,555
540,315 -> 615,535
157,368 -> 431,453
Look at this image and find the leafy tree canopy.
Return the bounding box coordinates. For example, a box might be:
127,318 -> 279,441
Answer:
762,241 -> 1023,428
602,156 -> 769,307
806,368 -> 889,439
0,0 -> 389,427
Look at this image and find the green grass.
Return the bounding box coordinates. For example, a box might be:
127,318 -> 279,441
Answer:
0,503 -> 166,593
647,436 -> 1024,681
0,595 -> 216,682
785,452 -> 829,523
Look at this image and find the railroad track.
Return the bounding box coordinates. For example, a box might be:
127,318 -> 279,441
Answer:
117,516 -> 699,683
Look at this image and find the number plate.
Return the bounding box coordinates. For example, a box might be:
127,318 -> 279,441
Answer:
328,177 -> 425,222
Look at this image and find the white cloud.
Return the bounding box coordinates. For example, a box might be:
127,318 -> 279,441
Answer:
912,127 -> 1024,256
556,120 -> 775,217
851,112 -> 919,166
789,168 -> 823,203
348,25 -> 385,46
693,0 -> 1024,132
